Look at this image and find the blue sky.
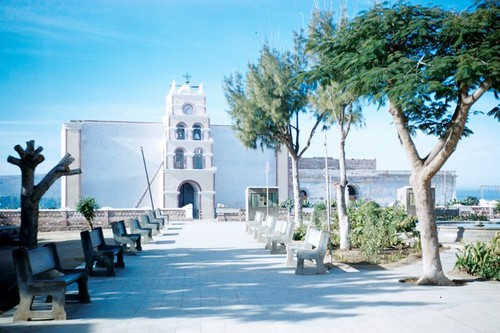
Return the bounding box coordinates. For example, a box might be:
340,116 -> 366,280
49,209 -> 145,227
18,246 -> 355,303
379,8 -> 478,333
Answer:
1,0 -> 498,191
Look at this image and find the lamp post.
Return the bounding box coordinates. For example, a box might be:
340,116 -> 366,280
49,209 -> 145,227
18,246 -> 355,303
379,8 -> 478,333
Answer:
265,162 -> 270,218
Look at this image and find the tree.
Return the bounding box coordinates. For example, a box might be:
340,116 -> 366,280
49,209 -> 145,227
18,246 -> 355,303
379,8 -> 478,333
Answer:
223,34 -> 324,224
307,1 -> 499,285
7,140 -> 81,249
76,196 -> 99,230
308,10 -> 365,250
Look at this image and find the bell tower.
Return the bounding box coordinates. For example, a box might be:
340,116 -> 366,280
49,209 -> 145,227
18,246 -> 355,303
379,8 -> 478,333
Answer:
161,77 -> 216,219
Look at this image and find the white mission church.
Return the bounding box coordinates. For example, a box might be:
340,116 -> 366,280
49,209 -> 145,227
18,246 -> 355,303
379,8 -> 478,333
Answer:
60,80 -> 457,219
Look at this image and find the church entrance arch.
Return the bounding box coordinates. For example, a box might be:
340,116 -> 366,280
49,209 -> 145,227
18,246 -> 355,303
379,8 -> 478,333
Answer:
178,181 -> 201,219
347,185 -> 358,202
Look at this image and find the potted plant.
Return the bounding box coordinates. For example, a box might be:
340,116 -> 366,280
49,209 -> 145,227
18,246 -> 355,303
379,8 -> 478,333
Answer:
76,196 -> 99,229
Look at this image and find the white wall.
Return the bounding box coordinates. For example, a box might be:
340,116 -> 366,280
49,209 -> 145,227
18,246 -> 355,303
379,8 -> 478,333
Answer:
80,121 -> 164,208
211,125 -> 278,208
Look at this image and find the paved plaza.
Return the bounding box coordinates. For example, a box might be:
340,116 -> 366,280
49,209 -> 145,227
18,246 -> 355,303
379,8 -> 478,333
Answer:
0,220 -> 499,333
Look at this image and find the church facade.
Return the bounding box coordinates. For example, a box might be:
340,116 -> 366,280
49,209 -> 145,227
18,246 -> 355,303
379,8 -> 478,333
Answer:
61,81 -> 457,218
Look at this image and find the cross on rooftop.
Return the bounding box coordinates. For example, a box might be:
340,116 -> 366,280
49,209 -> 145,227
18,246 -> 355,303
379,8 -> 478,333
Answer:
183,73 -> 191,84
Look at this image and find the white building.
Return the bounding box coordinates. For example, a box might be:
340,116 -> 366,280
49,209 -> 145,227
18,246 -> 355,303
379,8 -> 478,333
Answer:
61,80 -> 457,218
62,81 -> 289,218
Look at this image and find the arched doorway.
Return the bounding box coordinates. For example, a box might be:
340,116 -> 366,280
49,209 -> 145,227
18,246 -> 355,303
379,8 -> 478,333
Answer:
347,185 -> 358,202
178,182 -> 200,219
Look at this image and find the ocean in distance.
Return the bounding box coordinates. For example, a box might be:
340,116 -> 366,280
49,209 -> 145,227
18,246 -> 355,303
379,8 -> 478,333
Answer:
456,187 -> 500,201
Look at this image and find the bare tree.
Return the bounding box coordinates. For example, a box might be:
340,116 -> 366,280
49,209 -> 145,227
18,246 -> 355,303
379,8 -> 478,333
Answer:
7,140 -> 81,249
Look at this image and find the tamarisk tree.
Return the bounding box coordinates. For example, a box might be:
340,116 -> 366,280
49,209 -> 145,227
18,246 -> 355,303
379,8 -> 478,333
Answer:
7,140 -> 81,249
223,35 -> 324,224
307,1 -> 499,285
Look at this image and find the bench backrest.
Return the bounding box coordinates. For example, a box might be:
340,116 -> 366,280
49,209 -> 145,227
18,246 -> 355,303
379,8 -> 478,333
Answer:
304,226 -> 329,253
111,221 -> 127,237
265,215 -> 276,229
284,221 -> 296,240
12,243 -> 61,292
273,220 -> 284,233
81,227 -> 105,254
254,211 -> 263,223
128,217 -> 141,230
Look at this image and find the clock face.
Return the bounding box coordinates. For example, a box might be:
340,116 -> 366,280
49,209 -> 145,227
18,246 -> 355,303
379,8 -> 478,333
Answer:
182,103 -> 195,114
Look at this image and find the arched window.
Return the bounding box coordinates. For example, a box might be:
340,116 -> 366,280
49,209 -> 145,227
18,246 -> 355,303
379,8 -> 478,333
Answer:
193,148 -> 204,169
174,148 -> 185,169
192,124 -> 202,140
176,123 -> 186,140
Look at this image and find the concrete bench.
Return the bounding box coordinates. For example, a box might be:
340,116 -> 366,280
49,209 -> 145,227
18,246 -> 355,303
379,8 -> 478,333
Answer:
253,215 -> 276,241
245,211 -> 264,234
286,226 -> 329,275
111,220 -> 142,254
154,209 -> 170,226
127,217 -> 153,244
140,214 -> 161,235
216,208 -> 243,221
12,243 -> 90,321
268,221 -> 295,254
147,210 -> 166,229
80,227 -> 125,277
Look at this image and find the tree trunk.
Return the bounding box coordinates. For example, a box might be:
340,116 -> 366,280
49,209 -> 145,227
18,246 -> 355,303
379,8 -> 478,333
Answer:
411,174 -> 453,285
337,134 -> 350,250
8,140 -> 81,249
387,103 -> 455,285
290,154 -> 302,226
19,166 -> 39,250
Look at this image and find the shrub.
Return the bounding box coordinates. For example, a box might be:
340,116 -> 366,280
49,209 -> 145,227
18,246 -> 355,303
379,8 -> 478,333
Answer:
293,224 -> 307,241
455,235 -> 500,280
76,196 -> 99,229
348,200 -> 418,262
311,201 -> 328,230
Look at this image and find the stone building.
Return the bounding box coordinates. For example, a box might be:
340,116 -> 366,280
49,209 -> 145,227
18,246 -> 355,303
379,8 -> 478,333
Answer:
296,157 -> 456,207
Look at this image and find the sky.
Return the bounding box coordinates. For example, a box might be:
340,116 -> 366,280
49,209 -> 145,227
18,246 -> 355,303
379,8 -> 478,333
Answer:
1,0 -> 498,192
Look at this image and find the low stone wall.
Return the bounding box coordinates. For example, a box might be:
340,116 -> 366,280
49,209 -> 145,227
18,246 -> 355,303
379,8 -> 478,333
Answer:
0,208 -> 187,232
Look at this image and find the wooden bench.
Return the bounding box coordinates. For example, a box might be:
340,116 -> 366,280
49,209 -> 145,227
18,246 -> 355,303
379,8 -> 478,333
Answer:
111,220 -> 142,254
216,207 -> 242,221
12,243 -> 90,321
285,226 -> 329,275
80,227 -> 125,277
127,217 -> 153,244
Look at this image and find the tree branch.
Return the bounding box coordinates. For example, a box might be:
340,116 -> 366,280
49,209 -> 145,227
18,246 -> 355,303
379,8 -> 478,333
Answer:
387,101 -> 422,172
298,113 -> 325,158
33,153 -> 81,201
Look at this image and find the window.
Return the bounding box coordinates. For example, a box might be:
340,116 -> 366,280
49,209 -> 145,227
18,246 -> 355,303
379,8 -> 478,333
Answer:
192,124 -> 202,140
193,148 -> 204,169
174,149 -> 185,169
176,123 -> 186,140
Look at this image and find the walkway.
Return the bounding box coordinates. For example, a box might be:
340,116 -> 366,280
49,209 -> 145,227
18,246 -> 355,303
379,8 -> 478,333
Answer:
0,220 -> 499,333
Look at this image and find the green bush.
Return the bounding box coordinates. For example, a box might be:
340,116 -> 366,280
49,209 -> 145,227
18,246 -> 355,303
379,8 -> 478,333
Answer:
311,201 -> 328,230
348,200 -> 418,262
455,235 -> 500,280
76,196 -> 99,229
293,224 -> 307,241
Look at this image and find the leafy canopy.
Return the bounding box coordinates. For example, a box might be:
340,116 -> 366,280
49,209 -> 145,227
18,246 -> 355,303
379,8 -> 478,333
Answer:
307,1 -> 500,136
223,34 -> 318,156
